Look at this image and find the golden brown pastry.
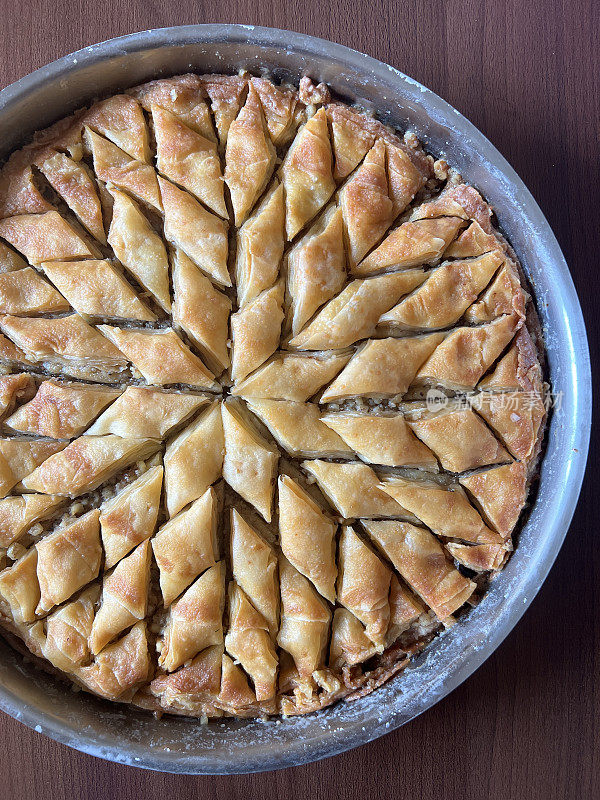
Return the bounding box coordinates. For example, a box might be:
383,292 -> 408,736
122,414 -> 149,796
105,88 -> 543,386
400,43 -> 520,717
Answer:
158,561 -> 225,672
289,269 -> 426,350
278,475 -> 337,602
35,509 -> 102,614
363,520 -> 476,620
100,465 -> 163,569
97,325 -> 217,390
42,585 -> 99,672
151,103 -> 226,218
0,211 -> 95,264
130,74 -> 216,142
235,181 -> 285,308
0,493 -> 65,547
337,525 -> 391,648
326,104 -> 376,181
0,373 -> 35,420
107,188 -> 170,312
0,547 -> 40,622
329,607 -> 377,670
5,380 -> 120,439
247,399 -> 352,458
446,541 -> 508,572
386,575 -> 427,646
225,84 -> 276,226
86,386 -> 206,438
322,411 -> 438,469
222,401 -> 279,522
282,108 -> 335,240
320,333 -> 444,402
0,241 -> 27,272
199,74 -> 247,145
163,401 -> 224,517
251,76 -> 302,145
152,488 -> 218,606
0,438 -> 66,497
41,259 -> 156,321
286,204 -> 346,336
172,249 -> 231,373
0,267 -> 69,315
230,282 -> 284,382
470,391 -> 545,464
21,436 -> 159,497
78,621 -> 150,700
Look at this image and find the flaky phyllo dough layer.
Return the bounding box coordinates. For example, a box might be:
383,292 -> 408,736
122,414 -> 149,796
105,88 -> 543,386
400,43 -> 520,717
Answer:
0,73 -> 547,718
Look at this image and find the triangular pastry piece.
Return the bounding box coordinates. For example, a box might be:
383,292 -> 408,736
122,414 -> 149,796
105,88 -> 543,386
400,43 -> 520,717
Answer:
100,465 -> 163,569
5,380 -> 121,439
78,621 -> 150,700
320,333 -> 444,403
84,128 -> 161,211
224,581 -> 278,701
172,249 -> 231,373
222,401 -> 278,522
199,74 -> 248,145
97,325 -> 216,390
21,435 -> 159,497
289,270 -> 426,350
470,391 -> 545,465
282,108 -> 335,239
0,373 -> 35,420
278,475 -> 337,602
0,240 -> 27,272
107,188 -> 171,311
232,350 -> 351,402
464,261 -> 526,323
251,76 -> 301,145
0,493 -> 65,547
150,642 -> 223,712
329,608 -> 377,670
277,555 -> 331,689
159,176 -> 230,287
0,314 -> 128,382
386,575 -> 427,646
164,402 -> 224,517
0,438 -> 66,497
445,542 -> 508,572
356,216 -> 465,276
339,139 -> 394,266
0,267 -> 69,315
42,585 -> 99,672
459,462 -> 526,539
407,406 -> 510,473
286,204 -> 346,335
379,477 -> 502,545
478,327 -> 543,393
337,525 -> 391,649
322,412 -> 438,469
131,75 -> 216,141
83,94 -> 151,163
41,259 -> 156,321
230,508 -> 279,636
224,83 -> 276,226
247,399 -> 352,458
379,252 -> 505,330
151,104 -> 226,218
219,652 -> 258,712
235,181 -> 285,307
86,386 -> 207,438
158,561 -> 225,672
0,548 -> 40,622
0,160 -> 53,218
35,509 -> 102,614
89,540 -> 151,654
301,459 -> 413,520
38,151 -> 106,243
0,211 -> 94,264
152,488 -> 218,606
385,140 -> 428,216
416,315 -> 521,391
0,332 -> 31,367
326,104 -> 376,181
230,282 -> 284,382
363,520 -> 475,620
444,220 -> 499,258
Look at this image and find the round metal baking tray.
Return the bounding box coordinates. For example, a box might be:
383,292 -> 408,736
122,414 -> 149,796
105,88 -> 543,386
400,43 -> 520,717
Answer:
0,25 -> 591,774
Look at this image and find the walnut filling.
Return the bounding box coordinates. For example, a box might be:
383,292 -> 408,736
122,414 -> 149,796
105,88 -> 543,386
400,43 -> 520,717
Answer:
0,73 -> 547,719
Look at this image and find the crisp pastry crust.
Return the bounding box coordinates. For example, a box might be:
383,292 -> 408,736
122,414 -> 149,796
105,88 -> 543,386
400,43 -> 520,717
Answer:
0,74 -> 546,719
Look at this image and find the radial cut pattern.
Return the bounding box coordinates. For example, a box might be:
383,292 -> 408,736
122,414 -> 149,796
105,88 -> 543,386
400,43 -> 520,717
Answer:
0,73 -> 547,719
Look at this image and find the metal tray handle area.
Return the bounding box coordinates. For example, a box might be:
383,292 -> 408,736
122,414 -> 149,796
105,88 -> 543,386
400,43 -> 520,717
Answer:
0,25 -> 591,775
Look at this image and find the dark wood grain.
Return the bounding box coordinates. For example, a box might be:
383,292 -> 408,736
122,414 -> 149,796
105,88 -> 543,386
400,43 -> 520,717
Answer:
0,2 -> 598,798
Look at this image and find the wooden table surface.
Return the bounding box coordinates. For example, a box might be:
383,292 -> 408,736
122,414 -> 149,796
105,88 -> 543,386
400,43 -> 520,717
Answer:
0,1 -> 597,798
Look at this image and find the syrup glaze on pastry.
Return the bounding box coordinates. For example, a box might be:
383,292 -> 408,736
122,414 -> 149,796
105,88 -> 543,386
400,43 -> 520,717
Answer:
0,74 -> 546,719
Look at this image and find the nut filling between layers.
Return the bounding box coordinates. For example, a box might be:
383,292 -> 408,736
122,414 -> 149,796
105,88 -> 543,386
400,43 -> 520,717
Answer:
0,73 -> 547,718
